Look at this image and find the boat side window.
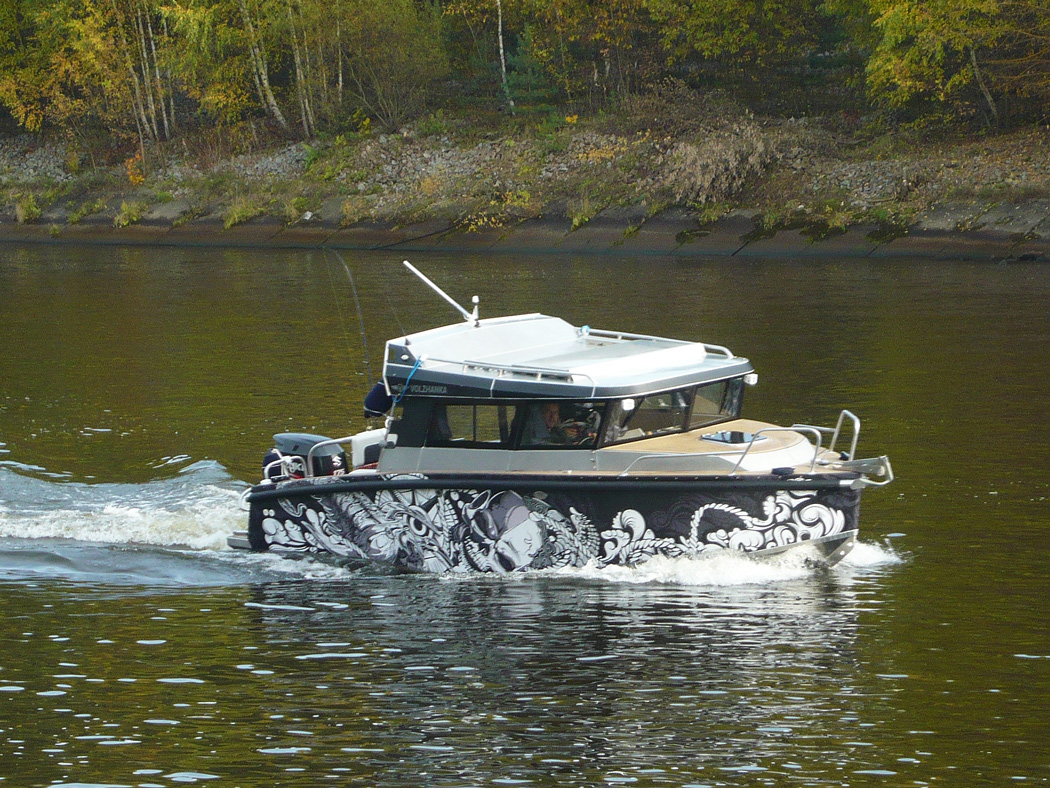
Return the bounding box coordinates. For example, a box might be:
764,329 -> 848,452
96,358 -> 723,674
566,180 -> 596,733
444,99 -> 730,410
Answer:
427,403 -> 511,448
722,377 -> 745,419
602,389 -> 691,444
517,401 -> 604,448
688,380 -> 731,429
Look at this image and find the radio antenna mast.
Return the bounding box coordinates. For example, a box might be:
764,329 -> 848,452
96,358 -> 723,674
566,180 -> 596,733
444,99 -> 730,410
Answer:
403,260 -> 479,326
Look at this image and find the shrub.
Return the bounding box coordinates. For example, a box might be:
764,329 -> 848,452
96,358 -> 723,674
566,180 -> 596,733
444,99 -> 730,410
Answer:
417,111 -> 450,137
568,195 -> 597,230
663,122 -> 784,205
125,154 -> 145,184
223,197 -> 267,228
15,193 -> 41,223
69,197 -> 108,224
341,195 -> 375,226
283,195 -> 315,224
113,200 -> 148,227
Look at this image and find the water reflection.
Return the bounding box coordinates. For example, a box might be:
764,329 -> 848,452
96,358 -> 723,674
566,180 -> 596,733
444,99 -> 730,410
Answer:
0,558 -> 917,787
231,568 -> 884,785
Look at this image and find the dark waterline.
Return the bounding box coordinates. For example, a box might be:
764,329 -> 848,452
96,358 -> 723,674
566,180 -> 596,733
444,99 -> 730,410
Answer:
1,245 -> 1049,786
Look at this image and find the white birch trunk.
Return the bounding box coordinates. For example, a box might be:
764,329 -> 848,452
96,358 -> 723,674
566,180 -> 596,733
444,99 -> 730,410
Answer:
144,6 -> 171,139
111,0 -> 154,143
134,6 -> 161,141
497,0 -> 514,111
286,0 -> 314,137
336,20 -> 343,106
239,0 -> 290,131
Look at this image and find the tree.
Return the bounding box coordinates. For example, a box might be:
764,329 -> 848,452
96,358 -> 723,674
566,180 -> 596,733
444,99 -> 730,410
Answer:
162,0 -> 290,131
0,0 -> 71,134
340,0 -> 449,130
0,2 -> 22,77
446,0 -> 661,107
864,0 -> 1003,124
0,0 -> 180,157
444,0 -> 521,108
993,0 -> 1050,112
644,0 -> 824,68
237,0 -> 289,130
521,0 -> 660,101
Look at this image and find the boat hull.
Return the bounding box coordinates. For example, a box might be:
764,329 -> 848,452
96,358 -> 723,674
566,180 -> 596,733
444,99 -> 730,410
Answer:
241,473 -> 862,573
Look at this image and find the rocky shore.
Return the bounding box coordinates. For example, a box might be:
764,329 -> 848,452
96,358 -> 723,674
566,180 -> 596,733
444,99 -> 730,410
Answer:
2,117 -> 1049,261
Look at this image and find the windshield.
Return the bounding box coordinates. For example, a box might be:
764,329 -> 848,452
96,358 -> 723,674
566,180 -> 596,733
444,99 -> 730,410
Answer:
602,378 -> 743,445
413,379 -> 742,450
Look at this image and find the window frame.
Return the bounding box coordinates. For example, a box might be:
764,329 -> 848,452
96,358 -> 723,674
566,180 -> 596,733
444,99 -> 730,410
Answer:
421,399 -> 607,450
424,402 -> 515,449
599,376 -> 745,447
413,377 -> 745,451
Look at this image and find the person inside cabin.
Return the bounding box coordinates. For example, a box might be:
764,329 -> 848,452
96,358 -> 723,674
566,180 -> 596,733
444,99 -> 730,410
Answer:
428,404 -> 453,443
520,402 -> 568,446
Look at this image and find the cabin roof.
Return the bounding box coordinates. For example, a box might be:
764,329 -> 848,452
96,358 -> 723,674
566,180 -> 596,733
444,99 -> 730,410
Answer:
382,314 -> 753,399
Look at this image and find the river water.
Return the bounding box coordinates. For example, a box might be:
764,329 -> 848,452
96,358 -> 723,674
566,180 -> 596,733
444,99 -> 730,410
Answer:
0,244 -> 1048,787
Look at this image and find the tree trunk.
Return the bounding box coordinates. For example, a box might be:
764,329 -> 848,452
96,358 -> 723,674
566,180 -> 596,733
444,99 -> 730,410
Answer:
162,16 -> 177,133
285,0 -> 314,137
970,47 -> 1000,128
144,5 -> 171,139
496,0 -> 514,112
239,0 -> 290,131
111,0 -> 154,144
298,3 -> 320,119
336,20 -> 343,106
134,5 -> 161,141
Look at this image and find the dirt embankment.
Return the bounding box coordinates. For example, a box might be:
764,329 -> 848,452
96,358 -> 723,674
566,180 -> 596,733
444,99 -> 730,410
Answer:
2,113 -> 1049,261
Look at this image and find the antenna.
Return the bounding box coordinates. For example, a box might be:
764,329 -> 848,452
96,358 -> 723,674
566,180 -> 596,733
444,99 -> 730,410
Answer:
403,260 -> 479,325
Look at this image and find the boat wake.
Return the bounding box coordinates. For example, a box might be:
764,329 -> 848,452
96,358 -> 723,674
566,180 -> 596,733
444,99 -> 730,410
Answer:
839,538 -> 904,569
0,461 -> 902,588
0,461 -> 243,551
544,538 -> 902,587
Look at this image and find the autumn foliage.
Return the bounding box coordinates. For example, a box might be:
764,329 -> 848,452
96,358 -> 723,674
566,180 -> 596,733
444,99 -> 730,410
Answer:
1,0 -> 1048,155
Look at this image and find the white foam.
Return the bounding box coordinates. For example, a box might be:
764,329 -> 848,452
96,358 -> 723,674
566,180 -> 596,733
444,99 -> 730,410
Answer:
0,464 -> 242,550
550,549 -> 816,586
839,539 -> 903,568
217,550 -> 359,581
546,539 -> 902,586
0,494 -> 240,550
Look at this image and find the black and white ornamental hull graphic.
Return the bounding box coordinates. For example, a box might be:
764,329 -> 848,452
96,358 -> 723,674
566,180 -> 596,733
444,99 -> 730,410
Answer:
245,474 -> 861,573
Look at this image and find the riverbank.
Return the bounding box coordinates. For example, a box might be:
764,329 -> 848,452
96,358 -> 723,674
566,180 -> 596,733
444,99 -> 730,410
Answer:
4,203 -> 1049,262
3,107 -> 1049,261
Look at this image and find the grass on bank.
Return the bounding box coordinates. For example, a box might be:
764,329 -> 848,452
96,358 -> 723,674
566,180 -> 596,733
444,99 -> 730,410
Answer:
3,94 -> 1049,242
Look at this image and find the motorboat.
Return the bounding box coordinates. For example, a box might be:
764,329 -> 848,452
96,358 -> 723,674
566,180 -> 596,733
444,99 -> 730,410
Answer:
228,262 -> 893,572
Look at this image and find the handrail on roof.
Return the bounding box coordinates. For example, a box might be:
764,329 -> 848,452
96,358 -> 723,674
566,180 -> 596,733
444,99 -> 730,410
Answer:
391,353 -> 599,390
389,339 -> 736,386
583,327 -> 691,345
702,343 -> 735,359
583,327 -> 735,360
727,426 -> 825,474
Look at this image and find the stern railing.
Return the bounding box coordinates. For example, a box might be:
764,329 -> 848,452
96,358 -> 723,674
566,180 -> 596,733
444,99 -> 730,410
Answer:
305,435 -> 357,478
